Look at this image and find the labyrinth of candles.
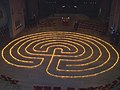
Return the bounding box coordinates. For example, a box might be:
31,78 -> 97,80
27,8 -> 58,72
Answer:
1,31 -> 119,78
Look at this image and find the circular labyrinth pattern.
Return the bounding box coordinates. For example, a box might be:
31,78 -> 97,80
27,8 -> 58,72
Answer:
1,31 -> 120,78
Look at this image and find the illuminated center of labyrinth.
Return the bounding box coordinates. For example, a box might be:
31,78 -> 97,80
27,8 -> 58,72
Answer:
1,31 -> 119,78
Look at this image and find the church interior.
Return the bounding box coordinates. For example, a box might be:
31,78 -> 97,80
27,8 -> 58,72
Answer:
0,0 -> 120,90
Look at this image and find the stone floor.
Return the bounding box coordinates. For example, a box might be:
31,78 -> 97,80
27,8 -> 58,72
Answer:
0,15 -> 120,90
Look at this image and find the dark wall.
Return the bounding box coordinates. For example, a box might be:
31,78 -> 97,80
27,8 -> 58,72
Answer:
24,0 -> 39,26
0,0 -> 11,38
52,0 -> 100,17
38,0 -> 54,17
99,0 -> 112,21
0,0 -> 11,28
24,0 -> 55,26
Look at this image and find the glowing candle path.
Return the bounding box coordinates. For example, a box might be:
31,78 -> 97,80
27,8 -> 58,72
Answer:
1,31 -> 119,78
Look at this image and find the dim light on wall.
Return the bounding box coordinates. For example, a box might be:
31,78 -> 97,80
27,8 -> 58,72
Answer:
74,6 -> 77,8
62,6 -> 65,8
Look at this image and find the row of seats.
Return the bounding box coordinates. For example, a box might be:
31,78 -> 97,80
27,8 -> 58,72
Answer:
78,20 -> 106,34
92,76 -> 120,90
0,74 -> 19,85
39,19 -> 56,27
33,86 -> 75,90
33,76 -> 120,90
28,18 -> 56,28
79,20 -> 104,26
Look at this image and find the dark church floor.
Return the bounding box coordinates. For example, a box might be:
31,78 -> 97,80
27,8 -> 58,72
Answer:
0,14 -> 120,90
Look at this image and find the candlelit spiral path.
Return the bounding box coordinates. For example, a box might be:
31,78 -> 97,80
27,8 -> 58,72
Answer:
1,31 -> 119,78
